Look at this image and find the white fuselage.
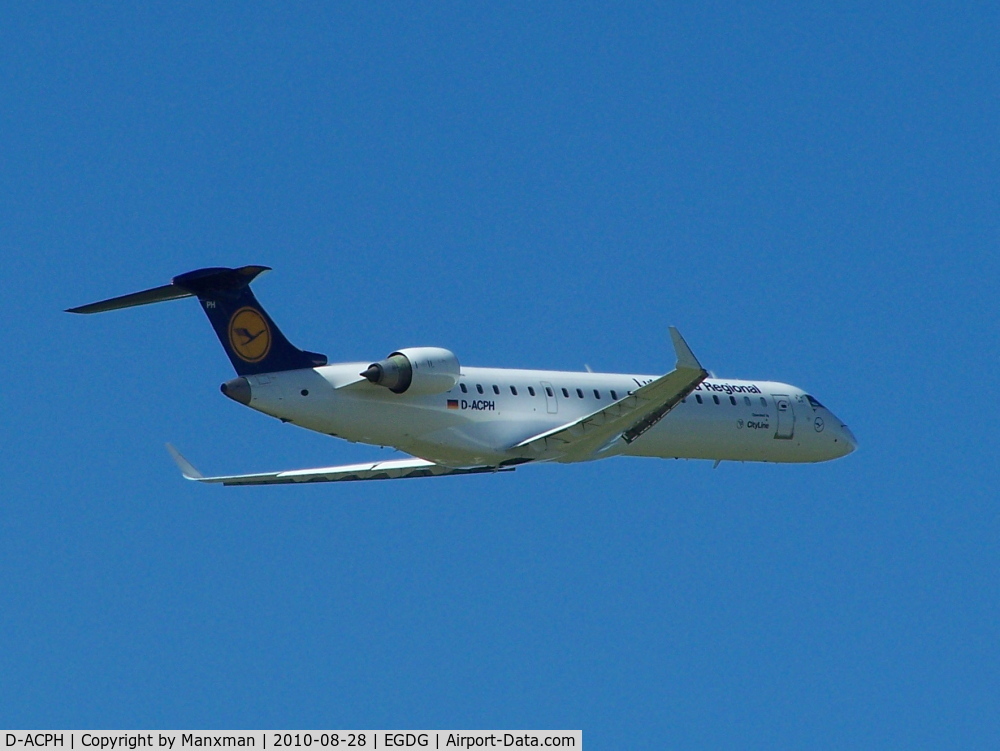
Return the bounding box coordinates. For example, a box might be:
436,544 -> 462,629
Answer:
237,363 -> 856,467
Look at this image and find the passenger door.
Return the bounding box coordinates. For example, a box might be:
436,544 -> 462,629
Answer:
771,394 -> 794,439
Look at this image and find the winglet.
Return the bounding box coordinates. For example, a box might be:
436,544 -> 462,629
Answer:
166,443 -> 204,481
669,327 -> 703,371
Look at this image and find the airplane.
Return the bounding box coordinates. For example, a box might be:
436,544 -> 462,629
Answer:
67,265 -> 856,486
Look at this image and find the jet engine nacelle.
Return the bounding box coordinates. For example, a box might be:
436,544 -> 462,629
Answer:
361,347 -> 461,395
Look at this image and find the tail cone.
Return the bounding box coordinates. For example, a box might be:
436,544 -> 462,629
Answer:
221,377 -> 252,405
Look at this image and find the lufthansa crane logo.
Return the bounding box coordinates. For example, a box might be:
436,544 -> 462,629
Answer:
228,307 -> 271,363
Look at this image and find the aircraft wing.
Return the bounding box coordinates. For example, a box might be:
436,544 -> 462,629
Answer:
166,444 -> 512,486
510,327 -> 708,461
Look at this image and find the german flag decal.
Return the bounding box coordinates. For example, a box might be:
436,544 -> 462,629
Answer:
447,399 -> 459,409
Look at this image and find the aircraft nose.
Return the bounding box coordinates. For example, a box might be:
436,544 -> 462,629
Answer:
221,376 -> 252,405
837,423 -> 857,455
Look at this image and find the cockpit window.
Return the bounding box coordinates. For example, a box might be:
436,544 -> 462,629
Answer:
806,395 -> 824,409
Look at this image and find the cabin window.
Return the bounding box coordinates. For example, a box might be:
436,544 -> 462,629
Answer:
477,384 -> 484,394
594,389 -> 601,399
611,390 -> 618,400
760,397 -> 767,407
545,386 -> 554,397
492,385 -> 500,395
460,383 -> 468,393
730,396 -> 737,405
713,395 -> 720,404
744,396 -> 751,406
681,397 -> 686,403
562,387 -> 570,398
528,386 -> 536,396
576,388 -> 584,399
696,394 -> 703,404
510,386 -> 517,396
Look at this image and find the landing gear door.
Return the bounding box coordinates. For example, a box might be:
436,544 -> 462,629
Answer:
772,394 -> 795,439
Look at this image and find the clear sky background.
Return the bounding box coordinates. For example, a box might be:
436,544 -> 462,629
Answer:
2,3 -> 998,747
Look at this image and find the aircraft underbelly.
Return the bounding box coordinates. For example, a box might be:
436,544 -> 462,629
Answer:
624,406 -> 824,463
396,413 -> 563,466
264,388 -> 556,466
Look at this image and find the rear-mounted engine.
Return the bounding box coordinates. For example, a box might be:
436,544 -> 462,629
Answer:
360,347 -> 460,395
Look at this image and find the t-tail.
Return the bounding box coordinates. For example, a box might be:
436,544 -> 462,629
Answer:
66,265 -> 327,376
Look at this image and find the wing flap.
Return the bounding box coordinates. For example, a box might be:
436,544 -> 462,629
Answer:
166,445 -> 512,486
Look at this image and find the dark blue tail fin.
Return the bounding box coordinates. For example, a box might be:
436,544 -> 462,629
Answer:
67,265 -> 327,376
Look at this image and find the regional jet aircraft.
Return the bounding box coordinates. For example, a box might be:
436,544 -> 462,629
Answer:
68,265 -> 856,485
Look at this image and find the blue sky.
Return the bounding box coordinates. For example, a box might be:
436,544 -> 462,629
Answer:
2,3 -> 998,746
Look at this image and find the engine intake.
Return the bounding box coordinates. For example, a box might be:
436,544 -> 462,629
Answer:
361,347 -> 460,395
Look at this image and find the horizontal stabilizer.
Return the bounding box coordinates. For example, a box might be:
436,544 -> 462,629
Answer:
66,284 -> 194,314
66,266 -> 272,314
166,445 -> 513,486
66,265 -> 327,376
